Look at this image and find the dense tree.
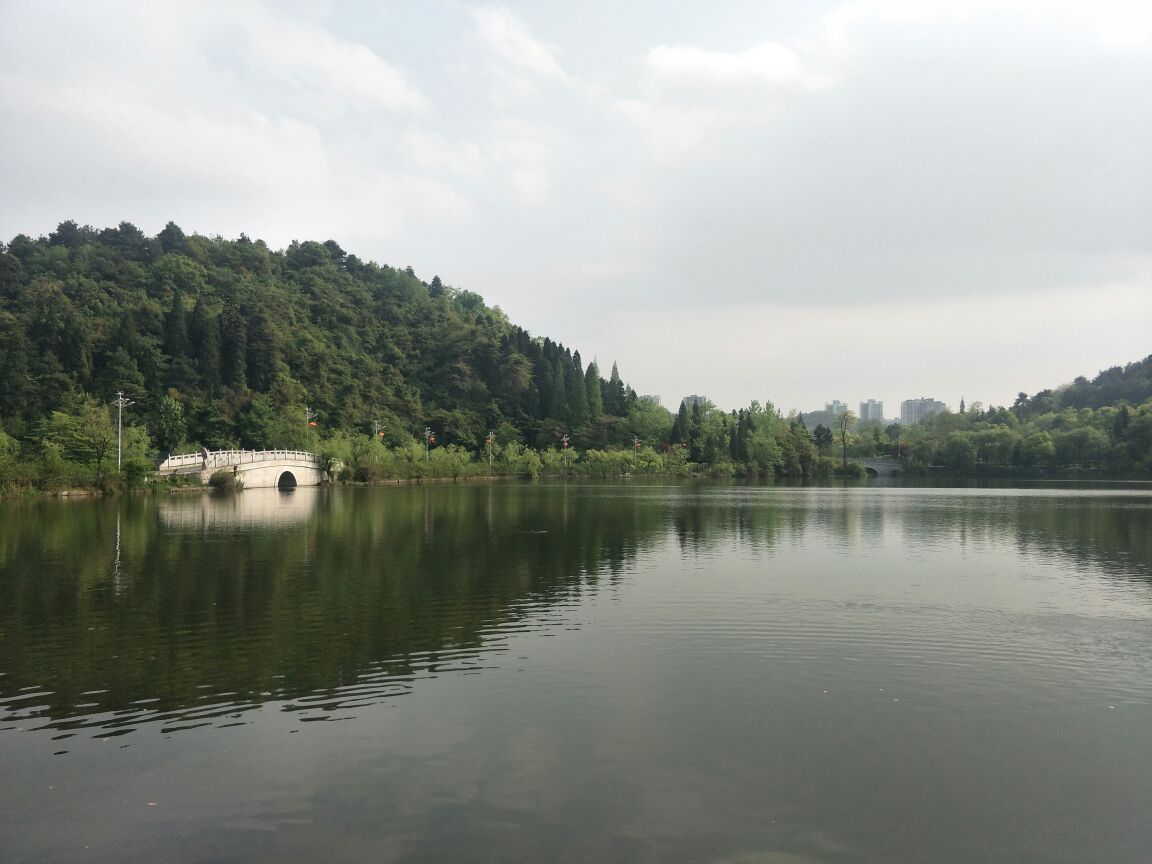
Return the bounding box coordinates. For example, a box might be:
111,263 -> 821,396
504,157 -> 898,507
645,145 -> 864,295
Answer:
220,307 -> 248,391
670,401 -> 689,445
2,221 -> 1148,487
605,362 -> 626,416
38,395 -> 116,471
154,393 -> 186,453
566,357 -> 589,429
189,297 -> 221,392
585,361 -> 604,419
812,424 -> 833,454
0,221 -> 645,471
157,221 -> 187,254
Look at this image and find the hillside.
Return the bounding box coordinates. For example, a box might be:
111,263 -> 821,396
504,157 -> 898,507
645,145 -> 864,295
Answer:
1,221 -> 1148,486
0,221 -> 639,453
1014,356 -> 1152,417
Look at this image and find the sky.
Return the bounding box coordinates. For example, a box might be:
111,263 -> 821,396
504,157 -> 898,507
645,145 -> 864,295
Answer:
1,1 -> 1149,417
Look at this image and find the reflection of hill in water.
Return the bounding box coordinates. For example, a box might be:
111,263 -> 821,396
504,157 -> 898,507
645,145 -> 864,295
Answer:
0,485 -> 659,736
0,484 -> 1149,738
157,488 -> 320,530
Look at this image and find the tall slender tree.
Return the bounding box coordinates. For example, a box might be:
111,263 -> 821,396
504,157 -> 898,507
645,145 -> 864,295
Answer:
585,361 -> 604,419
189,298 -> 221,392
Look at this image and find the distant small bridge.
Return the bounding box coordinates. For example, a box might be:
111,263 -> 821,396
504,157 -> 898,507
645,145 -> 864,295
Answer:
156,449 -> 325,489
860,458 -> 905,478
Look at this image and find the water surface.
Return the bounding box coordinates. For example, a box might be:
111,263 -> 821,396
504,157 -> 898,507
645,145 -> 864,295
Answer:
1,483 -> 1150,862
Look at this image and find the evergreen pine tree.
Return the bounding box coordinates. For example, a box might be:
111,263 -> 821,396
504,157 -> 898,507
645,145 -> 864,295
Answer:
533,352 -> 553,421
190,298 -> 221,392
585,361 -> 604,419
550,355 -> 569,421
164,291 -> 189,358
671,401 -> 689,444
245,306 -> 281,392
689,401 -> 704,462
606,361 -> 625,415
566,359 -> 588,428
221,307 -> 247,390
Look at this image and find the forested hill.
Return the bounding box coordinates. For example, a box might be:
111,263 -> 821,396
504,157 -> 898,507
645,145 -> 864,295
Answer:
1013,355 -> 1152,417
0,220 -> 640,451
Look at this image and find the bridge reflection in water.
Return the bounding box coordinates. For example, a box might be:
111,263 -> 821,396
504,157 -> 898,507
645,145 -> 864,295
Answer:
157,486 -> 320,530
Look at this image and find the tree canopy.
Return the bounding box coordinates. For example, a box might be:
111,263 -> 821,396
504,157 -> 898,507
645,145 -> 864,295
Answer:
0,221 -> 643,461
1,221 -> 1149,487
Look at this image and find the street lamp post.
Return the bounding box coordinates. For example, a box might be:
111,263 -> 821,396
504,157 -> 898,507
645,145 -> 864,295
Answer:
486,431 -> 495,473
561,434 -> 570,473
424,427 -> 434,461
113,391 -> 134,471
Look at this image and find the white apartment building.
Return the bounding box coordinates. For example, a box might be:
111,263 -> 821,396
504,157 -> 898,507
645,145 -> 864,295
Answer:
901,397 -> 947,426
859,399 -> 884,422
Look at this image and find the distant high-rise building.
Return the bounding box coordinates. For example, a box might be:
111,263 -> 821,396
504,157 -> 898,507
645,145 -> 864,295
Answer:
825,400 -> 847,416
901,397 -> 947,426
859,399 -> 884,422
681,395 -> 707,410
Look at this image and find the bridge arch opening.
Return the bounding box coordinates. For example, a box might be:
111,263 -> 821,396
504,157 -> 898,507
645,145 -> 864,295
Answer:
277,471 -> 298,490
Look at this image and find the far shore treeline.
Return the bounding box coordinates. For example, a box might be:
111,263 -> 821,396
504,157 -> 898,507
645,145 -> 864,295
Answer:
1,221 -> 1150,493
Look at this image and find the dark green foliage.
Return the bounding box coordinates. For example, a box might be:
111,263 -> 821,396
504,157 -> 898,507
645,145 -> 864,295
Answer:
0,221 -> 639,456
4,220 -> 1147,486
605,361 -> 626,416
157,221 -> 187,254
189,297 -> 221,392
585,361 -> 604,419
812,424 -> 833,453
670,402 -> 689,445
1013,357 -> 1152,416
886,383 -> 1152,476
208,469 -> 240,490
220,306 -> 247,391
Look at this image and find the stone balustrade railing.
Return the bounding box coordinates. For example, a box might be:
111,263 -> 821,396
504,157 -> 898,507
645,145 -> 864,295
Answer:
158,449 -> 322,472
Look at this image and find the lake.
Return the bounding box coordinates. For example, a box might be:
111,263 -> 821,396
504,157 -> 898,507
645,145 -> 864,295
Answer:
1,482 -> 1150,863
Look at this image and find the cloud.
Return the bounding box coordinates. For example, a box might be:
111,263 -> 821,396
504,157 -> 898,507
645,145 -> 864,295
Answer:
0,1 -> 1147,416
488,122 -> 557,206
0,1 -> 436,233
241,12 -> 426,114
645,42 -> 830,90
822,0 -> 1152,52
608,0 -> 1152,310
617,34 -> 831,157
470,4 -> 570,82
403,129 -> 485,178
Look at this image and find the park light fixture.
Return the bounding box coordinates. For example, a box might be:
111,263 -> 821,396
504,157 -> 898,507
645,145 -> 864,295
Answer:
113,390 -> 134,470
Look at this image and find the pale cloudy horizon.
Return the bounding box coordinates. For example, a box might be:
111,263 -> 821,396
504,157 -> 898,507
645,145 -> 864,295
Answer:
2,1 -> 1149,416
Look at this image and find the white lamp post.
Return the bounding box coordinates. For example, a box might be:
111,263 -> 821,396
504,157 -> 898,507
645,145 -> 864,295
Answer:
113,391 -> 134,470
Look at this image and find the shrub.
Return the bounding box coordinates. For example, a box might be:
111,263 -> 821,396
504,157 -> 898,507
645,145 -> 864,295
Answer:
208,469 -> 240,491
833,461 -> 867,479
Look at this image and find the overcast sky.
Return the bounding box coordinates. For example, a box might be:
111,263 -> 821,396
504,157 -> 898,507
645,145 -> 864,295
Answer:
2,1 -> 1149,416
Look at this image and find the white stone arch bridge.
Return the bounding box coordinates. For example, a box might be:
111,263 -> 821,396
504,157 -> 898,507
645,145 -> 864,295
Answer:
860,458 -> 905,477
155,449 -> 326,489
